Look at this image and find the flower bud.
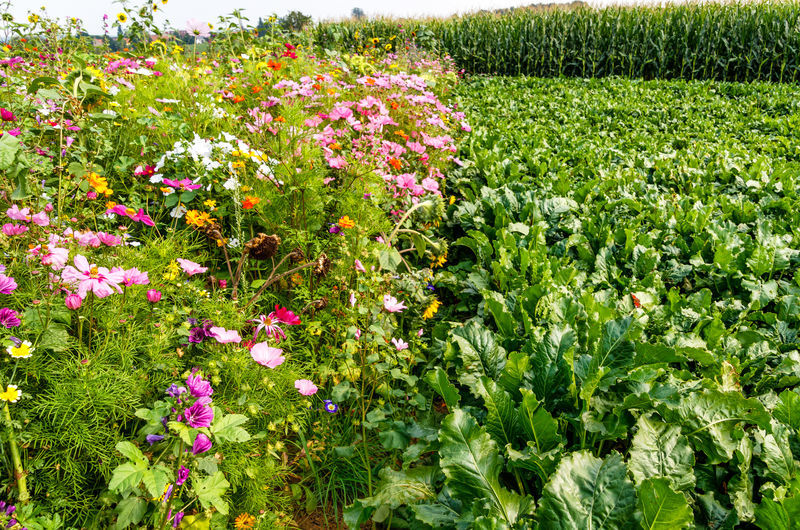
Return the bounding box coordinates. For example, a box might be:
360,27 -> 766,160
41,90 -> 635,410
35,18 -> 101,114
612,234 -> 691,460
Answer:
65,294 -> 82,310
146,289 -> 162,303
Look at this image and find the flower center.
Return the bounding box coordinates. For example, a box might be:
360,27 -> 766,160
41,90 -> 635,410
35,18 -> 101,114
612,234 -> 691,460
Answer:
89,265 -> 99,278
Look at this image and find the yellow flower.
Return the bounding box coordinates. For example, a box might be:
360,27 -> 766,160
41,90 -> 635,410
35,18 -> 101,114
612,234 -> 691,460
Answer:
0,385 -> 20,403
162,0 -> 168,4
338,216 -> 355,229
116,12 -> 127,23
431,252 -> 447,269
185,209 -> 213,228
7,341 -> 34,359
203,199 -> 217,209
27,14 -> 39,23
234,513 -> 256,529
163,261 -> 181,281
371,37 -> 381,45
449,195 -> 456,205
422,299 -> 442,320
88,173 -> 113,196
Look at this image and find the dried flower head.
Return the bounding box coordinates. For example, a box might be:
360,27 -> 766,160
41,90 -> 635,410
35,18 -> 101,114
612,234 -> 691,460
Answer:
313,253 -> 331,277
245,233 -> 281,261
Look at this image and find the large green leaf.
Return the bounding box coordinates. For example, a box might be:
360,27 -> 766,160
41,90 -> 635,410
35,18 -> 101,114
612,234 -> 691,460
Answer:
438,409 -> 531,525
670,389 -> 770,463
452,322 -> 507,392
477,377 -> 520,447
518,389 -> 560,453
526,326 -> 575,408
424,367 -> 460,411
637,478 -> 693,530
628,414 -> 695,491
538,451 -> 636,530
344,467 -> 438,526
775,390 -> 800,430
194,471 -> 230,515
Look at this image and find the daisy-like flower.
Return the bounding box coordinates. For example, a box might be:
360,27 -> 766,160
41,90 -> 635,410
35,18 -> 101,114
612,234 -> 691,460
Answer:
186,18 -> 211,38
7,340 -> 33,359
294,379 -> 318,396
61,255 -> 124,298
0,308 -> 20,328
391,337 -> 409,351
323,400 -> 338,414
176,258 -> 208,276
250,342 -> 285,368
117,12 -> 127,23
0,273 -> 17,294
250,314 -> 285,341
0,384 -> 20,403
383,294 -> 407,313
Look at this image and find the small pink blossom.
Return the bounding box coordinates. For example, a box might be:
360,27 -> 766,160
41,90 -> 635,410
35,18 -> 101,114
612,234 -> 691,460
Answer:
1,223 -> 27,236
354,259 -> 366,273
294,379 -> 318,396
209,326 -> 242,344
120,267 -> 149,286
176,258 -> 208,276
250,342 -> 285,368
349,291 -> 356,307
97,232 -> 122,246
383,294 -> 407,313
391,337 -> 409,351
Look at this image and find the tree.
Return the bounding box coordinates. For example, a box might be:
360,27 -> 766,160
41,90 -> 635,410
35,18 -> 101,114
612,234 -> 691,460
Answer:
352,7 -> 365,20
278,11 -> 312,32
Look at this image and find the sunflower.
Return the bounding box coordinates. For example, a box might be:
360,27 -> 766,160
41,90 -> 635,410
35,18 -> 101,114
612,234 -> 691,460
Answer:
116,12 -> 128,23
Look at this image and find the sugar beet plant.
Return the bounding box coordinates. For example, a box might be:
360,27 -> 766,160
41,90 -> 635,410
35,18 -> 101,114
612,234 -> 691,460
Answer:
347,77 -> 800,528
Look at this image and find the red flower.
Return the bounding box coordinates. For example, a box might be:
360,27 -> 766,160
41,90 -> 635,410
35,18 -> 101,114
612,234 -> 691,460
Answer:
631,294 -> 641,308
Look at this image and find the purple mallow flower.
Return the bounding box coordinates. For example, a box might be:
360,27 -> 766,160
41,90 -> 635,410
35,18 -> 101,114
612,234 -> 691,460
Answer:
191,433 -> 212,455
184,402 -> 213,428
0,308 -> 20,328
186,373 -> 213,398
176,465 -> 189,485
166,384 -> 187,397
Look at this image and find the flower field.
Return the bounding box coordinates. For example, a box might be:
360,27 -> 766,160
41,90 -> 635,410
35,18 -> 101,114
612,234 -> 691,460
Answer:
3,3 -> 800,530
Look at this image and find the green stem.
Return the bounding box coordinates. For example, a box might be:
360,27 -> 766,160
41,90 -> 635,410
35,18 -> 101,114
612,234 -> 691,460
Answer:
3,402 -> 28,503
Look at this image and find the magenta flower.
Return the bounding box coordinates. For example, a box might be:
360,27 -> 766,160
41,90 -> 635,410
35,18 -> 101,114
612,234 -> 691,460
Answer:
186,373 -> 213,398
294,379 -> 318,396
1,224 -> 27,236
97,232 -> 122,246
162,178 -> 201,192
250,342 -> 285,368
65,294 -> 82,310
354,259 -> 366,273
184,402 -> 214,428
6,205 -> 30,222
0,108 -> 15,122
0,273 -> 17,294
30,212 -> 49,226
146,289 -> 162,303
272,305 -> 301,325
186,19 -> 211,38
382,294 -> 407,313
176,466 -> 189,485
38,246 -> 69,270
121,267 -> 149,286
250,314 -> 285,341
191,432 -> 212,454
130,209 -> 155,226
176,258 -> 208,276
0,308 -> 20,328
209,326 -> 241,344
391,337 -> 409,351
61,255 -> 124,299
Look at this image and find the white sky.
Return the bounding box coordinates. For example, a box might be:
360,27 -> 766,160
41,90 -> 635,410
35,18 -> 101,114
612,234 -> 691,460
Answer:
6,0 -> 672,34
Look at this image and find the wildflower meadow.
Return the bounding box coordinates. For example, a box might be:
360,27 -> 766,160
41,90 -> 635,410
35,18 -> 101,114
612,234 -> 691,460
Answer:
3,0 -> 800,529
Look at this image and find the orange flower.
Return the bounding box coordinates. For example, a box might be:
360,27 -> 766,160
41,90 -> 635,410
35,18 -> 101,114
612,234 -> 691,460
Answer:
366,78 -> 376,86
387,158 -> 402,171
251,85 -> 263,94
338,215 -> 355,229
232,95 -> 245,103
275,116 -> 286,123
390,101 -> 399,110
266,59 -> 282,70
312,83 -> 322,91
234,513 -> 256,529
242,196 -> 261,209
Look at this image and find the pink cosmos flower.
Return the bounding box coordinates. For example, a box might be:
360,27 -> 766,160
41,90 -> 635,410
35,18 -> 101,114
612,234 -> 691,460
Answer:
30,212 -> 49,226
250,314 -> 285,341
294,379 -> 318,396
354,259 -> 366,273
161,178 -> 201,192
0,273 -> 18,294
272,305 -> 301,325
120,267 -> 149,286
97,232 -> 122,246
176,258 -> 208,276
250,342 -> 285,368
6,205 -> 30,222
209,326 -> 242,344
61,255 -> 124,298
383,294 -> 407,313
391,337 -> 409,351
130,208 -> 155,226
186,19 -> 211,38
1,223 -> 27,236
38,246 -> 69,270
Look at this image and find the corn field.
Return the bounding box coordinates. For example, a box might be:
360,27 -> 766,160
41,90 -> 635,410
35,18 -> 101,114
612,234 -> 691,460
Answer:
314,1 -> 800,82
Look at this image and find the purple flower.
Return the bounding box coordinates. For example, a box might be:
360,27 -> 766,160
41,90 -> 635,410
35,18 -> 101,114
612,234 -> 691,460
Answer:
172,511 -> 184,527
323,400 -> 338,413
184,402 -> 213,428
5,504 -> 15,515
146,434 -> 164,445
176,465 -> 189,485
188,327 -> 206,343
166,384 -> 187,397
186,373 -> 213,398
0,308 -> 20,328
162,483 -> 174,503
0,274 -> 17,294
191,433 -> 212,454
7,518 -> 17,528
328,224 -> 342,235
